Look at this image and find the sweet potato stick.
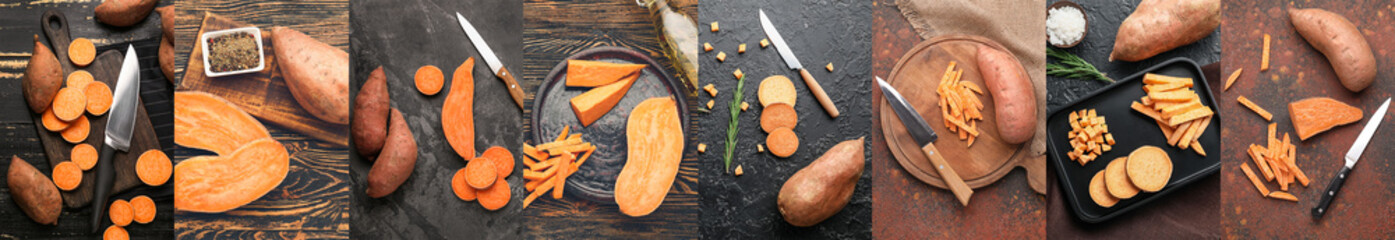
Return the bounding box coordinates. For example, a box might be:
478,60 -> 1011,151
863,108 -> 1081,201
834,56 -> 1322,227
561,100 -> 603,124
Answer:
1261,34 -> 1271,71
1248,144 -> 1275,181
1242,163 -> 1270,196
1224,68 -> 1243,91
1267,191 -> 1298,202
1237,96 -> 1273,121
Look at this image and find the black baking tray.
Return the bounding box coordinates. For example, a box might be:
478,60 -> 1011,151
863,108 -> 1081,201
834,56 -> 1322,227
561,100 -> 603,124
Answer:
1045,58 -> 1221,223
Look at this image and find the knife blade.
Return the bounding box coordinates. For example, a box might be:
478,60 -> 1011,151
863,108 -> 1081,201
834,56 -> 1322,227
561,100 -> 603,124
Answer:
92,45 -> 141,232
456,12 -> 525,110
1313,98 -> 1390,218
876,77 -> 973,205
759,9 -> 840,118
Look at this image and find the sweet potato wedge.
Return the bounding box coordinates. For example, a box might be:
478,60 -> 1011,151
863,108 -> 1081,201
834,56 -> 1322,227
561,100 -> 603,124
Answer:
566,60 -> 645,87
1289,97 -> 1362,140
570,73 -> 638,127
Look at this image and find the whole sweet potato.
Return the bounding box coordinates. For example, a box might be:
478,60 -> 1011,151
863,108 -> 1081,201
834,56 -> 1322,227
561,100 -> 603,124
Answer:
157,6 -> 174,42
1110,0 -> 1220,62
366,108 -> 417,198
23,35 -> 63,113
94,0 -> 158,27
272,27 -> 350,125
1290,8 -> 1376,92
976,45 -> 1036,144
353,66 -> 389,158
7,156 -> 62,225
778,138 -> 864,227
160,36 -> 175,83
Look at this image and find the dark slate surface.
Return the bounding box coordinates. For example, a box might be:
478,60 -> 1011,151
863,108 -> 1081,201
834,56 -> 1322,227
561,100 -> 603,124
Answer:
349,0 -> 525,239
698,0 -> 873,239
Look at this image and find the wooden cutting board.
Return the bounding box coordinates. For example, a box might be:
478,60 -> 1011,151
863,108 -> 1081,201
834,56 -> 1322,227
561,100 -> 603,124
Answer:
30,10 -> 163,208
178,12 -> 349,146
880,35 -> 1045,193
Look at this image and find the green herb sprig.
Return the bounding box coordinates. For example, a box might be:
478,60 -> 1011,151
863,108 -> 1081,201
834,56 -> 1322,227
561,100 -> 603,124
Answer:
723,74 -> 746,172
1047,48 -> 1112,83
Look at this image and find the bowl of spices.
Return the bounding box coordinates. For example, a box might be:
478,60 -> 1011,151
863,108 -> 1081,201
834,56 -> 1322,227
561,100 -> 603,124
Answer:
201,27 -> 265,77
1047,1 -> 1087,48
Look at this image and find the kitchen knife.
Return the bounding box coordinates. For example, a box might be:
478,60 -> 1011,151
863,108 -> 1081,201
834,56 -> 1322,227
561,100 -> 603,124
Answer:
92,45 -> 141,232
1313,98 -> 1390,218
759,9 -> 840,118
456,12 -> 525,110
876,77 -> 973,205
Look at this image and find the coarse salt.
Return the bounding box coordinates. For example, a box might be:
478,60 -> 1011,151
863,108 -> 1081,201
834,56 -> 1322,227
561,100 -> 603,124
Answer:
1047,6 -> 1086,46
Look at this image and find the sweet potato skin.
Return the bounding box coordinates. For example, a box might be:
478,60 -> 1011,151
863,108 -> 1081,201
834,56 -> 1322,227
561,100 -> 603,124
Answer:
157,6 -> 174,42
1289,8 -> 1377,92
7,156 -> 62,225
976,45 -> 1036,144
778,138 -> 864,227
24,35 -> 63,113
272,27 -> 351,125
1110,0 -> 1220,62
353,66 -> 389,158
94,0 -> 158,27
159,36 -> 175,83
366,108 -> 417,198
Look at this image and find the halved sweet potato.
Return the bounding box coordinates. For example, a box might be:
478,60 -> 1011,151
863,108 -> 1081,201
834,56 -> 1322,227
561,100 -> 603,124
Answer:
174,139 -> 289,213
1289,97 -> 1362,140
174,91 -> 271,155
615,97 -> 682,217
443,58 -> 476,160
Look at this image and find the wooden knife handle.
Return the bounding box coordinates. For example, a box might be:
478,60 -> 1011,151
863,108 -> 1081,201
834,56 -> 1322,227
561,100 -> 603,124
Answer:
497,66 -> 526,110
798,68 -> 840,118
921,143 -> 973,206
1312,166 -> 1351,218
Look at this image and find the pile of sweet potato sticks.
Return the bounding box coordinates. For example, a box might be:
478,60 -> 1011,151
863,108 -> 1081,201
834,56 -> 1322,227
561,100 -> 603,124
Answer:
521,126 -> 596,208
1240,123 -> 1308,202
936,61 -> 985,146
1130,73 -> 1213,156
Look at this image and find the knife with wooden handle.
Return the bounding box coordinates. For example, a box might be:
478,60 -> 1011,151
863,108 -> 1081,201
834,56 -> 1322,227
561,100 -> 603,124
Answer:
877,77 -> 973,205
457,12 -> 525,110
760,9 -> 840,118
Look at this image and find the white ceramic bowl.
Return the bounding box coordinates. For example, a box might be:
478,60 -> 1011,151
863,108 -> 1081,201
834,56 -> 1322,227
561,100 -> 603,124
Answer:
201,27 -> 265,77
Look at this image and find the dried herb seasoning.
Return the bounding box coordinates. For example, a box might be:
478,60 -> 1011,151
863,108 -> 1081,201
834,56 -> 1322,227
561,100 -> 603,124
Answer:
207,32 -> 259,72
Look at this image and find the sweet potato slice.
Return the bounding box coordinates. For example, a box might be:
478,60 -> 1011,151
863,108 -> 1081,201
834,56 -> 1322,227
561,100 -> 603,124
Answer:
68,70 -> 94,89
137,150 -> 172,186
452,167 -> 478,201
41,108 -> 70,132
1289,97 -> 1362,140
130,195 -> 156,224
109,199 -> 132,226
175,139 -> 290,213
481,146 -> 514,178
443,58 -> 477,161
86,81 -> 113,116
60,115 -> 89,144
760,103 -> 798,133
52,161 -> 82,191
477,179 -> 511,211
570,74 -> 639,127
566,60 -> 646,87
465,158 -> 498,190
104,225 -> 128,240
69,38 -> 96,67
72,143 -> 98,170
615,97 -> 683,217
767,127 -> 799,158
415,65 -> 444,96
52,87 -> 87,122
174,91 -> 271,155
8,157 -> 62,225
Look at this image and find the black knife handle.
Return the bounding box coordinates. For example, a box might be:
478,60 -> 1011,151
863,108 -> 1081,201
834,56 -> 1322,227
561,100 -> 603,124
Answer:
91,144 -> 116,233
1312,166 -> 1352,219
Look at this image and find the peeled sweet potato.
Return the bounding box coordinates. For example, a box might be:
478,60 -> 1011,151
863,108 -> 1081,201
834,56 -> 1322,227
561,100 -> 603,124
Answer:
1289,8 -> 1377,92
366,108 -> 418,198
778,138 -> 865,227
7,156 -> 62,225
94,0 -> 158,27
174,138 -> 289,213
570,74 -> 638,127
23,35 -> 63,113
1110,0 -> 1220,62
175,91 -> 271,155
976,45 -> 1036,144
353,66 -> 389,158
615,97 -> 682,217
442,58 -> 476,160
272,27 -> 350,125
1290,97 -> 1363,141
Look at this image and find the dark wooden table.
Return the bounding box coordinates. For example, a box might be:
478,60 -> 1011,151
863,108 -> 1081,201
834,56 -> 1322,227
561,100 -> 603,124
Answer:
1044,0 -> 1220,238
1221,1 -> 1395,238
697,0 -> 872,239
348,0 -> 525,239
0,1 -> 175,238
869,0 -> 1045,238
173,0 -> 350,239
521,0 -> 698,238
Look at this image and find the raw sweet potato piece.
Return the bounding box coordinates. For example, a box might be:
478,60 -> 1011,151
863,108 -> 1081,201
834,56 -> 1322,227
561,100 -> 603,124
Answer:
481,146 -> 514,178
69,38 -> 96,67
615,97 -> 683,217
8,156 -> 62,225
767,127 -> 799,158
353,66 -> 390,158
452,167 -> 478,201
109,199 -> 132,226
477,179 -> 510,211
129,195 -> 156,224
566,60 -> 646,87
1289,97 -> 1362,140
174,91 -> 271,155
104,225 -> 128,240
443,58 -> 477,160
1290,8 -> 1377,92
68,70 -> 94,89
414,65 -> 444,96
60,115 -> 90,144
23,35 -> 63,113
72,143 -> 98,170
51,87 -> 87,121
465,158 -> 497,190
94,0 -> 157,27
52,161 -> 81,191
174,139 -> 290,213
41,108 -> 70,132
272,27 -> 350,125
760,103 -> 798,133
367,109 -> 418,198
136,150 -> 172,186
778,138 -> 865,227
570,73 -> 638,127
86,81 -> 113,116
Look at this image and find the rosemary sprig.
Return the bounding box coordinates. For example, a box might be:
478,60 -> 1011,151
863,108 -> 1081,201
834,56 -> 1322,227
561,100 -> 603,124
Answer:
724,74 -> 746,172
1047,48 -> 1112,83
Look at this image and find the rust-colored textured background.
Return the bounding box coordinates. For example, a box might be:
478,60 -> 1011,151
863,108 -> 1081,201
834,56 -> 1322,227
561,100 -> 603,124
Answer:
1221,1 -> 1395,238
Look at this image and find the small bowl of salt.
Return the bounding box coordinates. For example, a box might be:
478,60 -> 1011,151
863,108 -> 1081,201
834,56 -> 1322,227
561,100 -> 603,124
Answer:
1047,1 -> 1087,48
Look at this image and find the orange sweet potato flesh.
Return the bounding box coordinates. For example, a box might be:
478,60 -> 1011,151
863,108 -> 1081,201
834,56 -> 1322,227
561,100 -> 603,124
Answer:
615,97 -> 683,217
571,74 -> 639,127
175,138 -> 290,213
481,146 -> 514,178
86,81 -> 113,116
353,66 -> 390,158
443,58 -> 477,160
272,27 -> 351,125
566,60 -> 646,87
367,109 -> 418,198
175,91 -> 271,155
7,156 -> 62,225
24,35 -> 63,113
1289,97 -> 1362,140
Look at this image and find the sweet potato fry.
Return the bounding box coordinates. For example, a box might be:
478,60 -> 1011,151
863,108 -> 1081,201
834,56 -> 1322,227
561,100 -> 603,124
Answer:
1261,34 -> 1271,71
1224,68 -> 1243,91
1237,96 -> 1273,121
1241,163 -> 1269,196
1266,191 -> 1298,202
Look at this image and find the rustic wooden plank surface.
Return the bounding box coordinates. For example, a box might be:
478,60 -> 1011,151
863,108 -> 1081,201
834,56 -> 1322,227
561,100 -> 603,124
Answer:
870,0 -> 1045,239
172,0 -> 349,239
522,0 -> 699,238
1221,1 -> 1395,238
0,0 -> 175,238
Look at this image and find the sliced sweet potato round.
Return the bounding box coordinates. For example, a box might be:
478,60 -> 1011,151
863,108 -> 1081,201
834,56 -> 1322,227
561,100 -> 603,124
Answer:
760,103 -> 798,133
129,195 -> 156,224
52,161 -> 82,191
137,150 -> 172,186
60,115 -> 90,144
72,143 -> 98,170
767,127 -> 799,158
52,87 -> 87,122
85,81 -> 113,116
109,199 -> 133,226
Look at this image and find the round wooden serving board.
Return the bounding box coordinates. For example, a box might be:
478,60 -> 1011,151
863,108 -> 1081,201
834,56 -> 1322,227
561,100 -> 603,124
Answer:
881,35 -> 1036,190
